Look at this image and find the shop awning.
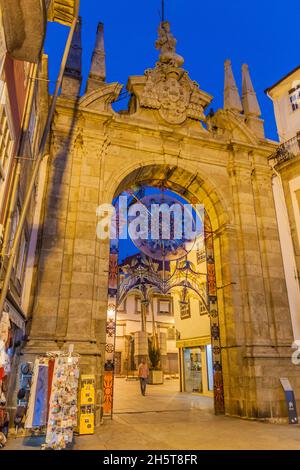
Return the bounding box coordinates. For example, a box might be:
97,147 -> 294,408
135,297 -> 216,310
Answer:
176,336 -> 211,349
0,0 -> 78,63
0,0 -> 47,63
47,0 -> 77,27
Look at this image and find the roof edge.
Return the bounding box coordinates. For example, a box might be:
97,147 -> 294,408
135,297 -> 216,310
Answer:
265,65 -> 300,95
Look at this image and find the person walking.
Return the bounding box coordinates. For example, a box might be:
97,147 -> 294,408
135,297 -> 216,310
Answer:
138,359 -> 149,396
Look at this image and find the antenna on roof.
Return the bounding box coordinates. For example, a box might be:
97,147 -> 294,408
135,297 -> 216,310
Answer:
162,0 -> 165,21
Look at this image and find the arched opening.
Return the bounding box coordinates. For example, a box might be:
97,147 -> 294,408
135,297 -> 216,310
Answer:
101,164 -> 232,418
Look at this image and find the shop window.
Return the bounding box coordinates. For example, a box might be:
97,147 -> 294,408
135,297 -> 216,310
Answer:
183,347 -> 203,393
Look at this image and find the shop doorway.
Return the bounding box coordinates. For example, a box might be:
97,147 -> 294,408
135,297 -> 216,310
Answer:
181,346 -> 214,395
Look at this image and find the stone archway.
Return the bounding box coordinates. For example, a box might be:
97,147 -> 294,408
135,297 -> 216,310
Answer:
26,40 -> 298,422
101,162 -> 235,417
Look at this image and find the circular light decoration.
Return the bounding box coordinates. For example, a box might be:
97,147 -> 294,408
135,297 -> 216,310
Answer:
107,304 -> 116,319
128,192 -> 203,261
105,343 -> 114,354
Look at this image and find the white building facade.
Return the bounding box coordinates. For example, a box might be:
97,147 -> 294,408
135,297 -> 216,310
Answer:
266,66 -> 300,341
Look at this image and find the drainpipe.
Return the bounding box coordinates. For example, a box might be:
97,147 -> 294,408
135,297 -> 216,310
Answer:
0,1 -> 80,314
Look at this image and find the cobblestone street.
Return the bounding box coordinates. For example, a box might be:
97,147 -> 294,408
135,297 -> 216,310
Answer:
4,378 -> 300,450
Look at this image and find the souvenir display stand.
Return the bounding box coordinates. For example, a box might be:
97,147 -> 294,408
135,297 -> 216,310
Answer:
0,312 -> 11,447
44,351 -> 80,450
23,347 -> 80,450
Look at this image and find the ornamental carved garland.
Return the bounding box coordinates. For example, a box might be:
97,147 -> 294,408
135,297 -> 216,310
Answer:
140,63 -> 206,125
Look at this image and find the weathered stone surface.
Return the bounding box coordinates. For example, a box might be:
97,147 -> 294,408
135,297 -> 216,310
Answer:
25,21 -> 299,423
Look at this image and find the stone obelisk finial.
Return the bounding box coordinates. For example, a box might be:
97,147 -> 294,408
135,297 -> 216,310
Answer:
224,59 -> 242,113
242,63 -> 264,138
242,64 -> 261,116
61,17 -> 82,98
86,22 -> 106,94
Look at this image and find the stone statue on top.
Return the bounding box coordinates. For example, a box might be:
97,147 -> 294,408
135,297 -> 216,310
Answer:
155,21 -> 184,67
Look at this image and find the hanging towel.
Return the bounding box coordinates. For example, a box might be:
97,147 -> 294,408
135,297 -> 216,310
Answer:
32,363 -> 48,427
47,359 -> 55,420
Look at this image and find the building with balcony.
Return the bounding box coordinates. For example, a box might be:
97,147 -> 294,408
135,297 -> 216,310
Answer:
266,66 -> 300,341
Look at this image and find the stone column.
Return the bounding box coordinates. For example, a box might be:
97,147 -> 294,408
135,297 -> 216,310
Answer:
222,148 -> 297,419
134,331 -> 148,369
159,331 -> 167,372
141,300 -> 148,332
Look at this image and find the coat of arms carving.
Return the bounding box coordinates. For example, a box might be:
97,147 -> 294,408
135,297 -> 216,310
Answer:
140,22 -> 209,125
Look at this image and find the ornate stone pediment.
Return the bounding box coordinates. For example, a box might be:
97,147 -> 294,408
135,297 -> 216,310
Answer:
140,64 -> 211,125
206,109 -> 260,145
139,22 -> 212,125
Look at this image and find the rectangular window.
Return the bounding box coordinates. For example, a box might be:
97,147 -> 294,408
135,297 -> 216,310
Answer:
180,300 -> 191,319
28,101 -> 38,152
196,247 -> 206,265
16,232 -> 27,282
135,297 -> 141,314
0,83 -> 15,183
135,298 -> 149,315
167,327 -> 176,340
199,299 -> 208,316
157,297 -> 172,315
117,299 -> 127,313
9,206 -> 20,254
289,86 -> 300,112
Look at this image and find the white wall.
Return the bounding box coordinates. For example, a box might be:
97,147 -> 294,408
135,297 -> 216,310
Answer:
268,70 -> 300,142
173,292 -> 210,341
272,174 -> 300,340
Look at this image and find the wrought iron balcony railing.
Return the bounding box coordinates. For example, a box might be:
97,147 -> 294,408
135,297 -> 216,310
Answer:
268,133 -> 300,166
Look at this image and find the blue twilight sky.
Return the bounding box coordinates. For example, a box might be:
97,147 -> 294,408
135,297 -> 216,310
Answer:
45,0 -> 300,141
